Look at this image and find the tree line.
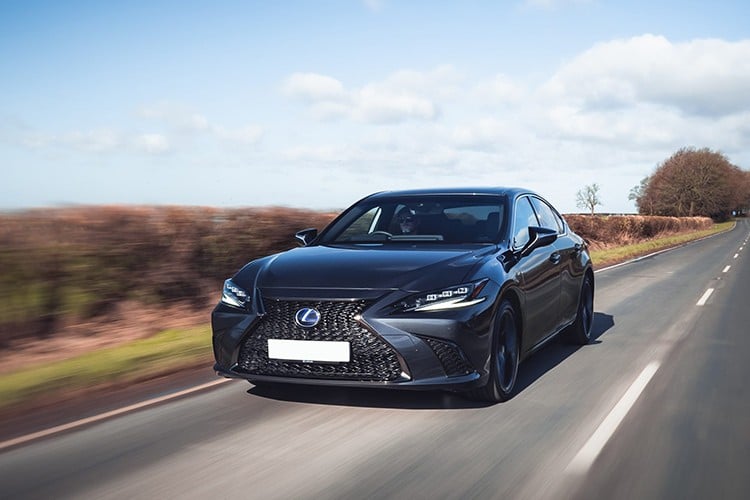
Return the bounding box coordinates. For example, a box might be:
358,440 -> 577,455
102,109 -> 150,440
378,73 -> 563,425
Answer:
631,148 -> 749,220
579,147 -> 750,221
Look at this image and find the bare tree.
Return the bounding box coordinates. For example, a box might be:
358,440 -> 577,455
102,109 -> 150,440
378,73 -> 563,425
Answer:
576,183 -> 602,215
628,176 -> 651,214
641,147 -> 744,220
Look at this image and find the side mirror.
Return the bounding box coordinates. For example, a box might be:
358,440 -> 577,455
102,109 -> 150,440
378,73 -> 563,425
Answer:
520,226 -> 557,257
295,228 -> 318,247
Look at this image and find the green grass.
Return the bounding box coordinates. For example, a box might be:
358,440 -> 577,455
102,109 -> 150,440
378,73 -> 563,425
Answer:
0,326 -> 212,410
590,221 -> 735,268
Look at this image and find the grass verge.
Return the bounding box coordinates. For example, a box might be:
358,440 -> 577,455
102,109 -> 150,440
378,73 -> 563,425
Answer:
0,326 -> 212,411
590,221 -> 735,268
0,221 -> 737,413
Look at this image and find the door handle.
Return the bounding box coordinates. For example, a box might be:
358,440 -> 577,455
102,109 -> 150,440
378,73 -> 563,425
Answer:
550,252 -> 561,265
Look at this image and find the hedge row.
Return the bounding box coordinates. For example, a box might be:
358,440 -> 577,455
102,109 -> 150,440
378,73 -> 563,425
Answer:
565,214 -> 713,248
0,207 -> 713,344
0,206 -> 335,343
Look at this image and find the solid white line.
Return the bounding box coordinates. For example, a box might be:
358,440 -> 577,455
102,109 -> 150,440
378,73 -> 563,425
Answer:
696,288 -> 714,306
722,265 -> 731,273
567,361 -> 660,474
0,378 -> 231,452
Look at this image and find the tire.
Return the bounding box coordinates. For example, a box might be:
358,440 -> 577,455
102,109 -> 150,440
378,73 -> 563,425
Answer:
467,300 -> 520,403
566,273 -> 594,345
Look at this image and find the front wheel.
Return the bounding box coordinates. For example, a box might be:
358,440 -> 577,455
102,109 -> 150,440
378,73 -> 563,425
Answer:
467,300 -> 520,403
566,274 -> 594,345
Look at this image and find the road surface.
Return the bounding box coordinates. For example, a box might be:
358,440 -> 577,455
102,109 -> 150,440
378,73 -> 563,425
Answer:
1,220 -> 749,499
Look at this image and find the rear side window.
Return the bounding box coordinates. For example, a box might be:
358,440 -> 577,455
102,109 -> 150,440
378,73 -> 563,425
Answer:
530,197 -> 563,234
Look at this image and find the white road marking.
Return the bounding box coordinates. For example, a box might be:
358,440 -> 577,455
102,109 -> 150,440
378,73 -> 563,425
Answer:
696,288 -> 714,306
567,361 -> 660,474
0,378 -> 232,452
734,253 -> 739,259
722,265 -> 731,273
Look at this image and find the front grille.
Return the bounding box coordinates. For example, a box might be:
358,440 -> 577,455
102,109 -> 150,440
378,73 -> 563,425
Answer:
237,299 -> 403,382
421,337 -> 473,377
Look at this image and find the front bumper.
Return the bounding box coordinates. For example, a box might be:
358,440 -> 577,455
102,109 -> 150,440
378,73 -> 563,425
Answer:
211,286 -> 498,391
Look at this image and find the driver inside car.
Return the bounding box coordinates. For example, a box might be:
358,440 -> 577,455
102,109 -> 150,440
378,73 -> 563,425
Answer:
397,207 -> 421,234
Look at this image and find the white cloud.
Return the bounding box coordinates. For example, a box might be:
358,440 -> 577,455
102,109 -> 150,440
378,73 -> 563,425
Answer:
18,129 -> 122,153
134,133 -> 170,154
451,118 -> 520,152
64,129 -> 121,152
139,101 -> 263,145
355,86 -> 437,124
542,35 -> 750,117
473,74 -> 527,105
282,73 -> 348,102
138,102 -> 210,131
281,66 -> 460,124
213,125 -> 263,144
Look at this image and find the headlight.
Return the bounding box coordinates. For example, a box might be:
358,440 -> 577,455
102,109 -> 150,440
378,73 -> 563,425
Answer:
398,279 -> 489,312
221,279 -> 250,309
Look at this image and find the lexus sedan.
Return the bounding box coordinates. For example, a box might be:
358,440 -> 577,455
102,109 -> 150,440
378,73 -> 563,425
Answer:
212,187 -> 594,402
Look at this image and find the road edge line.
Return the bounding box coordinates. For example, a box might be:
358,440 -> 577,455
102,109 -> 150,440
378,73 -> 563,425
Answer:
0,378 -> 231,453
594,222 -> 737,274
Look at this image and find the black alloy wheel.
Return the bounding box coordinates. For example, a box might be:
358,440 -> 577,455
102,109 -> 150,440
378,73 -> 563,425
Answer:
467,299 -> 520,403
566,274 -> 594,345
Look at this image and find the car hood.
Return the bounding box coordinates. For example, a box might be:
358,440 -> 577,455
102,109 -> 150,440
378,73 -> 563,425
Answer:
237,244 -> 496,293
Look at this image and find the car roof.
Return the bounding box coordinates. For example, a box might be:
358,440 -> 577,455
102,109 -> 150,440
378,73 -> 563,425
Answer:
365,187 -> 536,200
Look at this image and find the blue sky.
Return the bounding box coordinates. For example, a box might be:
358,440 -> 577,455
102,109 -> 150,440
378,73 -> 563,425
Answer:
2,0 -> 749,213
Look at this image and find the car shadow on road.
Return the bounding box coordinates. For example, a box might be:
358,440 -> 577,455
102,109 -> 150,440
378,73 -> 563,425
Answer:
514,311 -> 614,395
247,382 -> 489,410
247,312 -> 615,410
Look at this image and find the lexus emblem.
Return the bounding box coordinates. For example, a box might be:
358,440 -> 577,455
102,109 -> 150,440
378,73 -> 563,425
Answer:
295,307 -> 321,328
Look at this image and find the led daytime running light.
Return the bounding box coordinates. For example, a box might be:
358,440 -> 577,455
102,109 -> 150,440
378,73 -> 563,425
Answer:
404,279 -> 489,312
221,279 -> 249,308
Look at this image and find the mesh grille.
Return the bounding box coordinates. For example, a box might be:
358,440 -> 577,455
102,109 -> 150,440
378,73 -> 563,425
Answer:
421,337 -> 473,377
237,299 -> 402,382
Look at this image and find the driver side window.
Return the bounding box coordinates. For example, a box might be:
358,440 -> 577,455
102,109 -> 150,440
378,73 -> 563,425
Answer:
513,197 -> 539,249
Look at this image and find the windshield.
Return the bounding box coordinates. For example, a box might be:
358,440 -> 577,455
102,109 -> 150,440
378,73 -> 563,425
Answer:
321,194 -> 507,245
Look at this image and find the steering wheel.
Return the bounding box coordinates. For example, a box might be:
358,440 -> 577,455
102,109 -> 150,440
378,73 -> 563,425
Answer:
369,231 -> 393,239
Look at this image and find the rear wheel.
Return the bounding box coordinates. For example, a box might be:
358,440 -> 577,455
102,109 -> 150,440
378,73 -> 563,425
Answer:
467,300 -> 520,403
566,274 -> 594,345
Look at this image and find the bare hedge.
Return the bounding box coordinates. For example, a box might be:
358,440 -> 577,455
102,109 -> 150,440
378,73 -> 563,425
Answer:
564,214 -> 713,249
0,207 -> 714,344
0,206 -> 335,343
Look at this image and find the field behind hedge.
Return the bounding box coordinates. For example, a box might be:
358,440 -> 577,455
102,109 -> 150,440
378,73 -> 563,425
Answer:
0,207 -> 714,348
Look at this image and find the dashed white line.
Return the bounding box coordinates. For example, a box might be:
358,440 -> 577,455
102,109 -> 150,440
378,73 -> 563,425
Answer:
567,361 -> 661,474
722,265 -> 731,273
0,378 -> 232,452
734,253 -> 739,259
696,288 -> 715,306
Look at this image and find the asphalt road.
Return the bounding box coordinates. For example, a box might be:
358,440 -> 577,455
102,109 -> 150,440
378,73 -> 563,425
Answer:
1,220 -> 749,499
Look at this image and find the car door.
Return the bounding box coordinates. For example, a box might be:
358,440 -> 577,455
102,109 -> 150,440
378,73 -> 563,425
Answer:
512,196 -> 562,350
529,196 -> 577,329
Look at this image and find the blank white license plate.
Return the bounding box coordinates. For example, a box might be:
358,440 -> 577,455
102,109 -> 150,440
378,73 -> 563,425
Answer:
267,339 -> 350,363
